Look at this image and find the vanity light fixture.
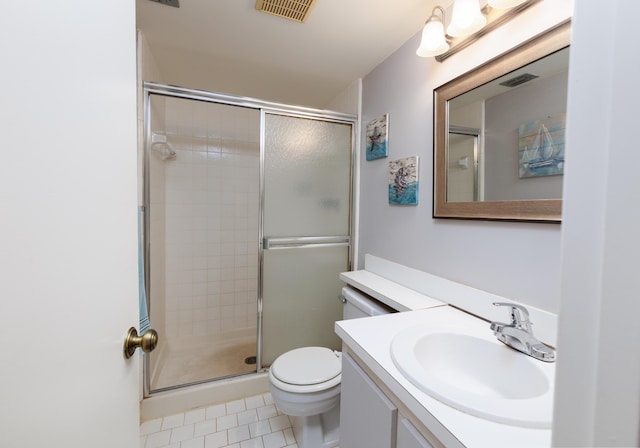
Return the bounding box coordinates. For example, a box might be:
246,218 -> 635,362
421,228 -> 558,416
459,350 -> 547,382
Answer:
447,0 -> 486,37
416,6 -> 450,57
488,0 -> 528,8
416,0 -> 542,62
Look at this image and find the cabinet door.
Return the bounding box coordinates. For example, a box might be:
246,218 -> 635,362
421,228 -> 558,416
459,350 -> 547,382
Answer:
340,353 -> 398,448
397,418 -> 434,448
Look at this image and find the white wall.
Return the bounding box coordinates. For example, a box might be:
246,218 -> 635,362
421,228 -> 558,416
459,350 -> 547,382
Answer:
326,78 -> 361,115
553,0 -> 640,445
359,0 -> 572,314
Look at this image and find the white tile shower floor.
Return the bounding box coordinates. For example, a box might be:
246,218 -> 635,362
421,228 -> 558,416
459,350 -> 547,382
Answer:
151,337 -> 257,390
140,392 -> 298,448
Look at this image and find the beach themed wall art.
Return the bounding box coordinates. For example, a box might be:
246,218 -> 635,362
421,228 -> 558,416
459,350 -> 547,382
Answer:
389,156 -> 419,205
518,114 -> 566,178
365,113 -> 389,160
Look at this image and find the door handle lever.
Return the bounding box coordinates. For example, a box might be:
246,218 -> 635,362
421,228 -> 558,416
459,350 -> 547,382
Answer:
123,327 -> 158,359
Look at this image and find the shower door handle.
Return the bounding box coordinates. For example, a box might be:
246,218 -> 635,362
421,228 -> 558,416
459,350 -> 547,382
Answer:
263,236 -> 350,250
123,327 -> 158,359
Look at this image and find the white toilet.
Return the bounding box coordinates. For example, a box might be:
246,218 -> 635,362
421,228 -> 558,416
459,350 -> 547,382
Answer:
268,286 -> 393,448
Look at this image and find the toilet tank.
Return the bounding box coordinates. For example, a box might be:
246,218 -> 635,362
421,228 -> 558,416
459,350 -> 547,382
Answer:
341,286 -> 394,320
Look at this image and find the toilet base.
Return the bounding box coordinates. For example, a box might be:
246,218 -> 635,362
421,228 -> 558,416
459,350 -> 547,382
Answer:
291,400 -> 340,448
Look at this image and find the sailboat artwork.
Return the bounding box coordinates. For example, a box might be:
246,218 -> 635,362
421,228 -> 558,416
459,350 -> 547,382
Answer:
388,156 -> 419,205
518,114 -> 566,178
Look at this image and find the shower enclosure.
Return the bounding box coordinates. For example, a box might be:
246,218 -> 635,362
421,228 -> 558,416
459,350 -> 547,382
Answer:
142,83 -> 355,394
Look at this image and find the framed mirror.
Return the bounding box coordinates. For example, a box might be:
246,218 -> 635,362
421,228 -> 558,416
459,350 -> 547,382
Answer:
433,20 -> 571,222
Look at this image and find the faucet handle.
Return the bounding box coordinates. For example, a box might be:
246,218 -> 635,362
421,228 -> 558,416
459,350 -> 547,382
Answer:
492,302 -> 530,328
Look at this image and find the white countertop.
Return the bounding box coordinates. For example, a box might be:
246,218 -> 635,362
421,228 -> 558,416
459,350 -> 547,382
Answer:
335,306 -> 553,448
339,270 -> 444,311
341,259 -> 558,348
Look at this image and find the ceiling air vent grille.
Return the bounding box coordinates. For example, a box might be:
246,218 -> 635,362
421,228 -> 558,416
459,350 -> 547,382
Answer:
148,0 -> 180,8
499,73 -> 539,88
256,0 -> 317,23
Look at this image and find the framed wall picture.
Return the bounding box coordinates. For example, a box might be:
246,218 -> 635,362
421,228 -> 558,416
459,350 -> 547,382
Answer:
389,156 -> 419,205
365,113 -> 389,160
518,114 -> 566,178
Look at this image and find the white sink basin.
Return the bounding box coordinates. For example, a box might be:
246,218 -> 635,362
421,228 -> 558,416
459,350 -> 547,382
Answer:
390,324 -> 555,428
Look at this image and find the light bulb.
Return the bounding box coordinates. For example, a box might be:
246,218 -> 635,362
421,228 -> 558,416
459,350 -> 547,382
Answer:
416,16 -> 449,57
447,0 -> 486,38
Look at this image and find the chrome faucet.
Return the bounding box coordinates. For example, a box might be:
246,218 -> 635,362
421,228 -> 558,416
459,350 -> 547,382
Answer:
489,302 -> 555,362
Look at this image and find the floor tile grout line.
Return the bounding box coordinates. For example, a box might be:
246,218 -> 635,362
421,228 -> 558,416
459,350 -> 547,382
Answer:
140,392 -> 298,448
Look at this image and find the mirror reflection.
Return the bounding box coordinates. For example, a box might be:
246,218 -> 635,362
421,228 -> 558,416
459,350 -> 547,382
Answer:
433,21 -> 570,222
447,127 -> 480,202
447,48 -> 569,203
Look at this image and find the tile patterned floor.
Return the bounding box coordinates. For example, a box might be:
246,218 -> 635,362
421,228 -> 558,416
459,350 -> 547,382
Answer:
140,392 -> 298,448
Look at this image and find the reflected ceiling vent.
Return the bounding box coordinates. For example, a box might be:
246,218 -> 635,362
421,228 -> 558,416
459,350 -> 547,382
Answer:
256,0 -> 317,23
148,0 -> 180,8
499,73 -> 539,88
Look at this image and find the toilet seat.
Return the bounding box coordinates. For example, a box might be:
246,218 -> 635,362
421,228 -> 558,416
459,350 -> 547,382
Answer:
270,347 -> 342,393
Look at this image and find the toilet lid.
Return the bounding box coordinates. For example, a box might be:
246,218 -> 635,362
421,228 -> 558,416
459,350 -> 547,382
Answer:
271,347 -> 341,386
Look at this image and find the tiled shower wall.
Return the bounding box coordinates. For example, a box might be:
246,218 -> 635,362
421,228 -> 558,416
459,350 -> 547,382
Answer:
156,97 -> 260,347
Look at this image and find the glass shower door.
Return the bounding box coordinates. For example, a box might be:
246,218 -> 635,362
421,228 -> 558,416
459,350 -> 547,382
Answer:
261,113 -> 353,366
146,94 -> 261,392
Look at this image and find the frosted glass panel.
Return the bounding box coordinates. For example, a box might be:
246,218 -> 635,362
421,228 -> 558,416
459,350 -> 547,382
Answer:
262,113 -> 353,366
264,114 -> 352,237
262,245 -> 349,365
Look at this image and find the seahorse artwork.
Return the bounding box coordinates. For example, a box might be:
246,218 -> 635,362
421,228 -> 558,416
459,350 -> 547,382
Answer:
394,167 -> 408,196
388,156 -> 419,205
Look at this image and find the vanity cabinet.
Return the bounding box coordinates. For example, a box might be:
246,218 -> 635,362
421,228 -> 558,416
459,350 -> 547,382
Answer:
340,352 -> 443,448
397,418 -> 434,448
340,352 -> 398,448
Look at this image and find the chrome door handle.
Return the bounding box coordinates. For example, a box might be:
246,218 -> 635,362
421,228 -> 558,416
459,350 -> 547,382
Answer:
263,236 -> 350,249
123,327 -> 158,359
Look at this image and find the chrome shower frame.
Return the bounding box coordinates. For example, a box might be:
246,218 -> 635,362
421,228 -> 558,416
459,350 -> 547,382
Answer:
141,82 -> 358,397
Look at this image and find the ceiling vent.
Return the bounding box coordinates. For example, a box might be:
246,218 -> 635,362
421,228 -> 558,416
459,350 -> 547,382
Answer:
499,73 -> 539,88
256,0 -> 317,23
147,0 -> 180,8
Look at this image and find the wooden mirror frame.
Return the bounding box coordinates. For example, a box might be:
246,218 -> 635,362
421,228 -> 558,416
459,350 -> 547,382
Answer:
433,20 -> 571,223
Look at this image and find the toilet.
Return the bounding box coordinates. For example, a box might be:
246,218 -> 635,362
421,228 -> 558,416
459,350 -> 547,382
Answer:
268,286 -> 393,448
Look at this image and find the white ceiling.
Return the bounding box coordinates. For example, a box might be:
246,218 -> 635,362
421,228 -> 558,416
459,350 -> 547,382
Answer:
136,0 -> 440,109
